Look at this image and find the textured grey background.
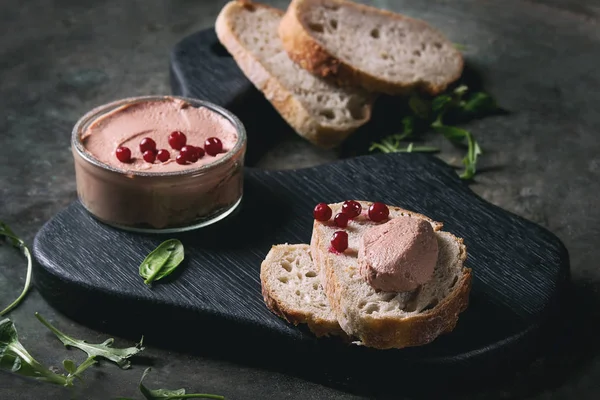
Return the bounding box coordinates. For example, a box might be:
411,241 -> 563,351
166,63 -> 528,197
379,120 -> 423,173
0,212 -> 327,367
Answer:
1,0 -> 600,399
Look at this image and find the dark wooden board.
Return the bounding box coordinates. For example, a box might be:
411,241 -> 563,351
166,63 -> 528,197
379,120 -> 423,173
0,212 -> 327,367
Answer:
33,152 -> 569,392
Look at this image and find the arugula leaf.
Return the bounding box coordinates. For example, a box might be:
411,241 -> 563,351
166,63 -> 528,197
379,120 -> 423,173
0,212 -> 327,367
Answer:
35,313 -> 144,369
0,222 -> 33,316
401,115 -> 415,136
0,318 -> 96,386
139,239 -> 185,285
431,94 -> 453,115
460,132 -> 483,180
138,368 -> 225,400
432,123 -> 483,180
370,84 -> 495,180
463,92 -> 497,114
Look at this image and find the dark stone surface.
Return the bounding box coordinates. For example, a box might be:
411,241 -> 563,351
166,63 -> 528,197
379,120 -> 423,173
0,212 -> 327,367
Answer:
1,0 -> 599,399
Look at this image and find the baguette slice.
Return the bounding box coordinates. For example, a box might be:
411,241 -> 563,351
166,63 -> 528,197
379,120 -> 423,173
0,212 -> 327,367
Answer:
215,1 -> 373,149
260,244 -> 345,337
311,201 -> 472,349
279,0 -> 464,95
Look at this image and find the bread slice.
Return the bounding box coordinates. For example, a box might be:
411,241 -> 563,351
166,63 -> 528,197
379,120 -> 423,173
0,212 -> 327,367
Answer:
215,1 -> 373,149
311,201 -> 472,349
279,0 -> 464,95
260,244 -> 345,337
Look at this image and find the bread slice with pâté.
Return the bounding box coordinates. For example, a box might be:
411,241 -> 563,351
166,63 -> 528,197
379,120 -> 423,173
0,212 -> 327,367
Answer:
310,201 -> 472,349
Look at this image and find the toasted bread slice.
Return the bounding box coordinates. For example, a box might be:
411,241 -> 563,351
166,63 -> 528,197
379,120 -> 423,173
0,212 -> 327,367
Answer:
260,244 -> 345,337
215,1 -> 373,148
311,201 -> 472,349
279,0 -> 464,95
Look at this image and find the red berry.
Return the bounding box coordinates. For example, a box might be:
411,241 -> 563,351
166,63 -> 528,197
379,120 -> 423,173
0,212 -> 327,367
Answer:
313,203 -> 332,221
204,137 -> 223,156
334,213 -> 349,228
194,146 -> 205,158
139,137 -> 156,153
168,131 -> 187,150
341,200 -> 362,218
180,146 -> 198,163
156,149 -> 170,162
176,153 -> 188,165
368,202 -> 390,222
115,146 -> 132,163
142,150 -> 156,163
331,231 -> 348,253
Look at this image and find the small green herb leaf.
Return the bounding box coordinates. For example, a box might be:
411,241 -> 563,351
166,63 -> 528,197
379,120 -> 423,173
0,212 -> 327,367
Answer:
70,356 -> 97,380
138,368 -> 225,400
400,144 -> 440,153
463,92 -> 497,114
0,222 -> 33,317
433,123 -> 482,180
139,239 -> 185,285
431,94 -> 453,114
401,116 -> 415,136
63,359 -> 76,374
369,85 -> 495,181
35,313 -> 144,369
432,124 -> 470,143
0,318 -> 72,386
453,43 -> 467,51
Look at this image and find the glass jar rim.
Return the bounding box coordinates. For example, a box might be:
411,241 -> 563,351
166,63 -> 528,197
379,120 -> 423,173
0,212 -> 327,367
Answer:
72,95 -> 247,178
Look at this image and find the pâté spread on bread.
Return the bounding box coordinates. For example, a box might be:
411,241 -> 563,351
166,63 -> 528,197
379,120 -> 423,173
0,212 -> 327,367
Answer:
72,96 -> 246,232
261,200 -> 472,349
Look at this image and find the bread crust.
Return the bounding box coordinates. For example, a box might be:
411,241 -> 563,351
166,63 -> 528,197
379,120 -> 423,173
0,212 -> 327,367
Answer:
312,202 -> 472,349
215,1 -> 372,149
279,0 -> 464,96
260,245 -> 348,338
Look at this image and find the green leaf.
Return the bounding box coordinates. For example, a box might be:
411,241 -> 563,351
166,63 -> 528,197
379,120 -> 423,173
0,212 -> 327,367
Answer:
399,144 -> 440,153
431,94 -> 452,114
408,95 -> 430,119
0,222 -> 33,316
139,239 -> 185,285
70,356 -> 97,379
432,123 -> 482,180
0,223 -> 20,247
432,124 -> 470,143
138,368 -> 225,400
453,43 -> 467,51
401,116 -> 415,136
463,92 -> 497,115
0,318 -> 71,386
63,359 -> 76,374
453,85 -> 469,97
460,133 -> 483,180
35,313 -> 144,369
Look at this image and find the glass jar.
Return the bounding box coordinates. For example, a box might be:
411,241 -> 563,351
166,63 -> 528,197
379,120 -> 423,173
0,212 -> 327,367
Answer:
71,95 -> 246,233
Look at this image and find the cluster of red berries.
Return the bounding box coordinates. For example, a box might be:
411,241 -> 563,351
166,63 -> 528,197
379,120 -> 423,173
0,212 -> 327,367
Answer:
115,131 -> 224,165
313,200 -> 390,253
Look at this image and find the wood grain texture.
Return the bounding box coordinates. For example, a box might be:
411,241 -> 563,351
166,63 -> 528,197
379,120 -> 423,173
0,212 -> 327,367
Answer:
33,153 -> 569,384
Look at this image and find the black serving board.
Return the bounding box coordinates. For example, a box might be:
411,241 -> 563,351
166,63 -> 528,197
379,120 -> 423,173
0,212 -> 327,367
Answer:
33,154 -> 569,392
33,28 -> 570,393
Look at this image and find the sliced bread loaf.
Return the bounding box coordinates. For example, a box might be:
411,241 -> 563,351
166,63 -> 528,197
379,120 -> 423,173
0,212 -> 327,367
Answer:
260,244 -> 345,337
215,1 -> 373,149
279,0 -> 464,95
311,201 -> 472,349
